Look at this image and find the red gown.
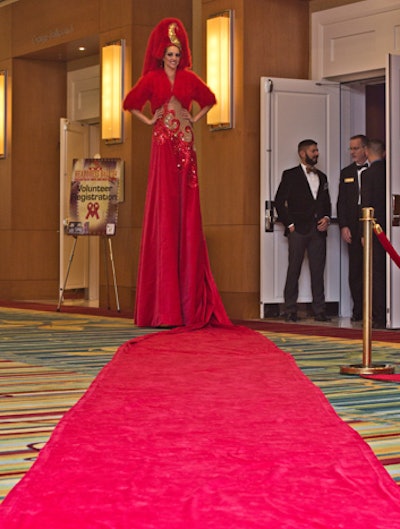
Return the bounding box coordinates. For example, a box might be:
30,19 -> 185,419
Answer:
123,69 -> 230,327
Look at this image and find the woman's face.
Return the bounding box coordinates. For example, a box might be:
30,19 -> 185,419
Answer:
164,45 -> 181,70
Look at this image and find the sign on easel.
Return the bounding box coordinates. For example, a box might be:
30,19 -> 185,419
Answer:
67,158 -> 123,236
58,157 -> 123,312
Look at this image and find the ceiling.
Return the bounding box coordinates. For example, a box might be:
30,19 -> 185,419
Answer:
21,34 -> 100,62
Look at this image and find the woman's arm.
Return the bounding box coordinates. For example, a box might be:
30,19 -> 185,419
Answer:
181,104 -> 213,124
131,107 -> 163,126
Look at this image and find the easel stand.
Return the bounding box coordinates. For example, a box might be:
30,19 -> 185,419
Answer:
102,236 -> 120,311
57,235 -> 120,312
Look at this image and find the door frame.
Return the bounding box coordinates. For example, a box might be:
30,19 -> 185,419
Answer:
59,119 -> 100,304
259,77 -> 341,318
386,53 -> 400,328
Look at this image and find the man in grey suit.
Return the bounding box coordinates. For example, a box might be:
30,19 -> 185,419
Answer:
275,139 -> 332,322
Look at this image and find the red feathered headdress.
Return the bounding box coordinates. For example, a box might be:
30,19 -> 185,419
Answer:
142,18 -> 192,75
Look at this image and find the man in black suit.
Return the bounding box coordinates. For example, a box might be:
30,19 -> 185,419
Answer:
337,134 -> 369,322
275,139 -> 332,322
361,138 -> 387,328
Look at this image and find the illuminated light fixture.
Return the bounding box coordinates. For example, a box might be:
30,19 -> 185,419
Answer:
206,10 -> 233,130
101,39 -> 125,144
0,70 -> 6,159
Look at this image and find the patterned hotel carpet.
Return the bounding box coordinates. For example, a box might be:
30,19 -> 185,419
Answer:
0,307 -> 153,501
1,306 -> 400,502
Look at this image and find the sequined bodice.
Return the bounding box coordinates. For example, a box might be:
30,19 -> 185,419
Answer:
152,96 -> 198,188
159,96 -> 193,143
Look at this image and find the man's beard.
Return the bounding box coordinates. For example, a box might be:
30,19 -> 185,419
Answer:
305,154 -> 318,166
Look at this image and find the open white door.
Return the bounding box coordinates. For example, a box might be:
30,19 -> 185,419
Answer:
59,119 -> 93,297
386,54 -> 400,329
260,78 -> 341,317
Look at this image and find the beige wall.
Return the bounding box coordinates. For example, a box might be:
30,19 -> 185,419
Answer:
0,0 -> 352,318
200,0 -> 309,318
310,0 -> 362,12
0,0 -> 191,307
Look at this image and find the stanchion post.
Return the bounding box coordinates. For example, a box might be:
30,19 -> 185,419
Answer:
340,207 -> 394,375
362,206 -> 373,368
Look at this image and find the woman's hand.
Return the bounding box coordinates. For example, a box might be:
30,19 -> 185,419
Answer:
131,107 -> 163,126
150,107 -> 163,124
181,109 -> 194,123
182,104 -> 213,124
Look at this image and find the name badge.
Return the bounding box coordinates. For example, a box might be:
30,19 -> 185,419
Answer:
344,177 -> 355,183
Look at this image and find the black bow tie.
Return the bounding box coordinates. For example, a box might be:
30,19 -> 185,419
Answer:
357,163 -> 368,170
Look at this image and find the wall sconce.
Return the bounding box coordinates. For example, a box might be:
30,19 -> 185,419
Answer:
101,40 -> 125,144
0,70 -> 7,158
206,10 -> 233,130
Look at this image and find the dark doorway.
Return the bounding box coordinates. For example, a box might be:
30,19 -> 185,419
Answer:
366,82 -> 385,142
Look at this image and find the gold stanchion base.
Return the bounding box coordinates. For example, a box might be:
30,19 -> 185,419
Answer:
340,364 -> 395,375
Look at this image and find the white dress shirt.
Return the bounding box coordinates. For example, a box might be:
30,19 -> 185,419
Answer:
302,164 -> 319,199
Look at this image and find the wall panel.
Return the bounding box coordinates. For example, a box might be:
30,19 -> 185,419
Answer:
0,5 -> 11,61
12,59 -> 66,230
9,58 -> 65,295
12,0 -> 99,57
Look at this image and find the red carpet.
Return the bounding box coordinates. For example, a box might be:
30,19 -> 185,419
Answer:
236,318 -> 400,342
362,374 -> 400,382
1,325 -> 400,528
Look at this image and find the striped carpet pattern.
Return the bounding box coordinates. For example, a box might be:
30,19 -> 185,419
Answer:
0,308 -> 152,501
260,331 -> 400,484
1,307 -> 400,502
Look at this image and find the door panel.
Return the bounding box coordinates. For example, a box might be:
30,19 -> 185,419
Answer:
59,119 -> 90,291
260,78 -> 341,315
386,54 -> 400,328
67,65 -> 100,123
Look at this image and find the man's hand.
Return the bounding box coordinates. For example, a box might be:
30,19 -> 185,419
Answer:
317,217 -> 330,232
341,226 -> 352,244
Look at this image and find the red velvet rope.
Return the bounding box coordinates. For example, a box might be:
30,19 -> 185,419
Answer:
373,223 -> 400,268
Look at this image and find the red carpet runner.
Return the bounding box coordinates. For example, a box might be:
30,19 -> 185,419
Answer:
1,325 -> 400,528
362,374 -> 400,382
